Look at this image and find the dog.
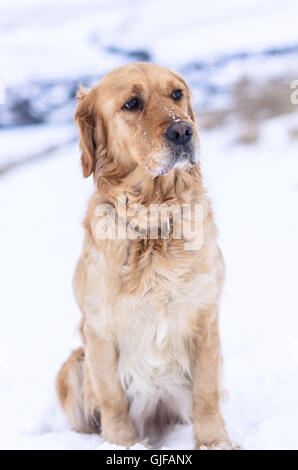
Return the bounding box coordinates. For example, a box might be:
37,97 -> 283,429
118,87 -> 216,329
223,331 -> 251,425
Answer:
56,63 -> 231,449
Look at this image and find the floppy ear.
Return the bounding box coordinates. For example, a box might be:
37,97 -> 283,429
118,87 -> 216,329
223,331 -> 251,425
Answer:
171,71 -> 196,122
74,86 -> 96,178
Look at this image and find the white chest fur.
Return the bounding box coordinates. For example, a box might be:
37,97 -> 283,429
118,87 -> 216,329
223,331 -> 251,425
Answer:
112,294 -> 195,437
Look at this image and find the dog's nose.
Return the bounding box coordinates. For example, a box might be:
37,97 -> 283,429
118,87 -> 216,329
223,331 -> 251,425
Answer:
165,121 -> 193,145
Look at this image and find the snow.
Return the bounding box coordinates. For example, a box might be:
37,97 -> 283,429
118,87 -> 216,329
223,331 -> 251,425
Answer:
0,0 -> 298,451
201,115 -> 298,450
1,0 -> 298,84
0,114 -> 298,450
0,124 -> 74,168
1,0 -> 297,128
97,442 -> 148,451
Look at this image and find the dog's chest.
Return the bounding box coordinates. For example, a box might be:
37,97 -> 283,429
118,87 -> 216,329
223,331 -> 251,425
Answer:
92,244 -> 211,390
113,295 -> 194,427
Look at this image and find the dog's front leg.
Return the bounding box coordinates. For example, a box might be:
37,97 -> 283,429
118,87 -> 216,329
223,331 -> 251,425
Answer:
84,325 -> 137,447
192,310 -> 230,450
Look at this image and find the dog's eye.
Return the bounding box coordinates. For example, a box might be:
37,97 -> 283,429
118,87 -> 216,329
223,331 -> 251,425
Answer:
172,90 -> 182,101
124,97 -> 141,111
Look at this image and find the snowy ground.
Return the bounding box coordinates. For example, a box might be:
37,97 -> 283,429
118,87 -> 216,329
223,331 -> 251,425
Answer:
0,0 -> 298,451
1,114 -> 298,450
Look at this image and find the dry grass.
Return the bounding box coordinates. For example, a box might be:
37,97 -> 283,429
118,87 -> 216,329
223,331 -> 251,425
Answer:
198,74 -> 298,144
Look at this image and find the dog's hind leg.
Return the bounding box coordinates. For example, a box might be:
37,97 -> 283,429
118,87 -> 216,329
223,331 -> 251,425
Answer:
56,347 -> 100,434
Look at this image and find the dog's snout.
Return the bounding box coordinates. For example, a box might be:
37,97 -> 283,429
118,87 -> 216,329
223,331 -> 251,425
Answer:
165,121 -> 193,145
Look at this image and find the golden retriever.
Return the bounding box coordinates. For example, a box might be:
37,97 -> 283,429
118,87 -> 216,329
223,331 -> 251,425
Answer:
56,62 -> 231,449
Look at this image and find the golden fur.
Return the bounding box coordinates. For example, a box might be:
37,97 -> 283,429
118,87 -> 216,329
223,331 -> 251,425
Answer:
56,63 -> 230,449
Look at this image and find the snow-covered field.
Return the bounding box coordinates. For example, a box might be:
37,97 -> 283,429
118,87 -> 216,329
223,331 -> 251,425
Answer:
0,0 -> 298,450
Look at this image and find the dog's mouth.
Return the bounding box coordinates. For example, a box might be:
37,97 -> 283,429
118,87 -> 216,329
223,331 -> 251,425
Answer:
160,143 -> 197,176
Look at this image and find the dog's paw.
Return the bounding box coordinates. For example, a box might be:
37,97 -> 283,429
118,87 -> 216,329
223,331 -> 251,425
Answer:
101,423 -> 137,449
99,437 -> 138,450
197,440 -> 241,450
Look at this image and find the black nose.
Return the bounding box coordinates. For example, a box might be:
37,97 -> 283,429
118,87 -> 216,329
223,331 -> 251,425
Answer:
165,121 -> 193,145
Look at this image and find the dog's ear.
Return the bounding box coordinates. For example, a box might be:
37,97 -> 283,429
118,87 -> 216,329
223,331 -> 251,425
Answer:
74,86 -> 97,178
171,71 -> 196,123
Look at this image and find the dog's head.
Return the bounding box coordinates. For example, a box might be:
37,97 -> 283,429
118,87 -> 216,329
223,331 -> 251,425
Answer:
75,63 -> 199,181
